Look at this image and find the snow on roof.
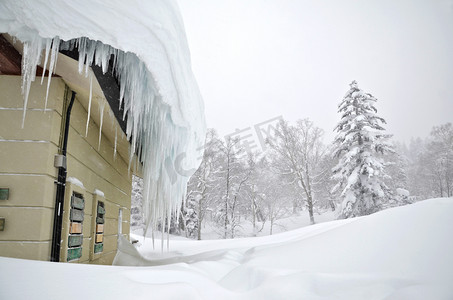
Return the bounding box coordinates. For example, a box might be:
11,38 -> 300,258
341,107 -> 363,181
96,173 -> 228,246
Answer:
0,0 -> 206,231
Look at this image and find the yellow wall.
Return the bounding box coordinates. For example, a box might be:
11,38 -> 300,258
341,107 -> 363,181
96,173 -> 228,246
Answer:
61,90 -> 132,265
0,75 -> 132,265
0,75 -> 62,260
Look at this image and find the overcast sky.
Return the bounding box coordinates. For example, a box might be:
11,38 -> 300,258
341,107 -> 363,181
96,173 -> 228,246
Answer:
178,0 -> 453,144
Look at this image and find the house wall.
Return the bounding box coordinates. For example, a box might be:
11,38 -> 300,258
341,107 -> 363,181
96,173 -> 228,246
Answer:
0,75 -> 132,265
0,75 -> 62,260
60,89 -> 132,265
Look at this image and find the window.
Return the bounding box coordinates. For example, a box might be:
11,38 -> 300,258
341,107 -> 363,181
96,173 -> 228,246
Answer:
67,192 -> 84,261
94,201 -> 105,253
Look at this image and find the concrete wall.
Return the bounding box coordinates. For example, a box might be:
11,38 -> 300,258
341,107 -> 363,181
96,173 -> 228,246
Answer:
0,75 -> 132,265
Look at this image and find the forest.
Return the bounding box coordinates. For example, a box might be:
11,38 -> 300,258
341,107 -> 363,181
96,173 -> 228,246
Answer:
132,81 -> 453,240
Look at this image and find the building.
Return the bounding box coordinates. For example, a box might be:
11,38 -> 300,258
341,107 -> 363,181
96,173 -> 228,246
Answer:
0,33 -> 139,264
0,0 -> 205,265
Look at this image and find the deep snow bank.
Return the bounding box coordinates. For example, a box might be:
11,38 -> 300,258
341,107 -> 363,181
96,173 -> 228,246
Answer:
0,0 -> 206,229
1,199 -> 452,299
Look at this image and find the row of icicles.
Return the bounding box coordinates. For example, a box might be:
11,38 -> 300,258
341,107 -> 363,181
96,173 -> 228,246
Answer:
20,35 -> 191,250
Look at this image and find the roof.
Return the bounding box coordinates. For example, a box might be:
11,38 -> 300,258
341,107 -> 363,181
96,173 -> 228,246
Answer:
0,0 -> 206,230
59,46 -> 127,134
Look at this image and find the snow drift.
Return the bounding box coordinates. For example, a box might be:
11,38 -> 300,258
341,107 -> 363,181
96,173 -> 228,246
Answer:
1,199 -> 452,299
0,0 -> 206,230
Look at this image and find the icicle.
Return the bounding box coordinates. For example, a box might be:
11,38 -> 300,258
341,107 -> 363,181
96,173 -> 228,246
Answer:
21,36 -> 44,128
40,39 -> 51,84
19,35 -> 204,241
98,101 -> 105,151
85,41 -> 96,77
113,126 -> 118,161
85,73 -> 93,137
78,37 -> 87,74
44,37 -> 59,110
127,143 -> 132,177
108,109 -> 115,144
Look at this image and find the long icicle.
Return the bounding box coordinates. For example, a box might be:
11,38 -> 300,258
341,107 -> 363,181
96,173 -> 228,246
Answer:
21,37 -> 43,128
40,39 -> 51,85
44,37 -> 59,110
85,73 -> 93,137
98,101 -> 105,151
113,126 -> 118,161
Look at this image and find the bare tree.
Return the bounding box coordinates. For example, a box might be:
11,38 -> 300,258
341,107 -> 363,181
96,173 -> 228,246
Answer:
186,129 -> 223,239
243,154 -> 266,235
427,123 -> 453,197
267,118 -> 327,224
258,162 -> 293,235
228,154 -> 254,238
216,136 -> 249,238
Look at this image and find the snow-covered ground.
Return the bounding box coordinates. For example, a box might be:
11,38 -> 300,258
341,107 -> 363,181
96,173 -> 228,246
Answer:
196,209 -> 337,239
1,198 -> 453,299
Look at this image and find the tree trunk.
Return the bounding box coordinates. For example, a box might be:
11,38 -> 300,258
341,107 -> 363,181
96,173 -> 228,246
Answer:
224,154 -> 230,239
307,195 -> 315,224
305,168 -> 315,224
439,174 -> 444,197
445,165 -> 451,197
252,197 -> 256,231
292,198 -> 298,214
224,199 -> 228,239
329,198 -> 336,211
230,195 -> 237,239
270,219 -> 273,235
197,200 -> 202,240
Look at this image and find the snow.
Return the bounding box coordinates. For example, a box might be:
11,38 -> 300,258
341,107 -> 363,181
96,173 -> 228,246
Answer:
66,177 -> 84,189
397,188 -> 410,197
0,0 -> 206,231
93,189 -> 105,198
1,198 -> 452,299
196,210 -> 337,240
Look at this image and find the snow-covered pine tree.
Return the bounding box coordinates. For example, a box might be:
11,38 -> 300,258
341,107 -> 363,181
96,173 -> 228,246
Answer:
332,80 -> 393,218
131,175 -> 145,231
182,194 -> 199,238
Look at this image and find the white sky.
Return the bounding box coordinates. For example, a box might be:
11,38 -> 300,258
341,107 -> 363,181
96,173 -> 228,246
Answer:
178,0 -> 453,144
